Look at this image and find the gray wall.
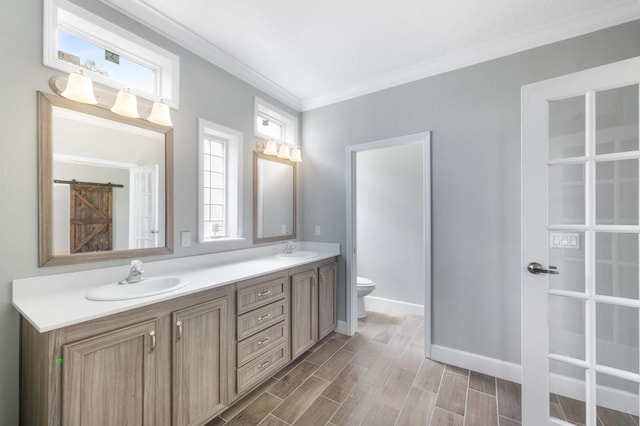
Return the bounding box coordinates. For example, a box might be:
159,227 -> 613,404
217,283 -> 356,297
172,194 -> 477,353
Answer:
356,144 -> 424,305
300,20 -> 640,365
0,0 -> 299,424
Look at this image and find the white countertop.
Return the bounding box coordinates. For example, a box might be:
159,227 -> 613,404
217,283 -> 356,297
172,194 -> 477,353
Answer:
13,242 -> 340,333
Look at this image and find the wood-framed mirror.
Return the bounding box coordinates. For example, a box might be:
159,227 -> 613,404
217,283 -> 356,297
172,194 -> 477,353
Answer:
38,91 -> 173,266
253,152 -> 296,244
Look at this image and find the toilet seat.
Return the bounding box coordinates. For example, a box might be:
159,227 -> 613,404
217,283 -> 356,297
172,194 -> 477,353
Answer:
357,276 -> 375,287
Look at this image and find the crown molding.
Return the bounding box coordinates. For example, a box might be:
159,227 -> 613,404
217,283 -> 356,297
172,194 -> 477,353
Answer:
300,1 -> 640,111
100,0 -> 640,113
99,0 -> 303,111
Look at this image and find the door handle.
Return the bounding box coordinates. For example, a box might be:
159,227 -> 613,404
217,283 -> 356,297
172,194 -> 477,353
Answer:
527,262 -> 559,275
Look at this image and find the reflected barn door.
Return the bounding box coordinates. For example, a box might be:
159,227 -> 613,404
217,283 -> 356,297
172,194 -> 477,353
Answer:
129,165 -> 159,249
522,57 -> 640,425
69,183 -> 113,253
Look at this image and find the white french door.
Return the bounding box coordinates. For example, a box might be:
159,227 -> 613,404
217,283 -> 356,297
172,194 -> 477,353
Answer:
129,164 -> 159,249
522,57 -> 640,425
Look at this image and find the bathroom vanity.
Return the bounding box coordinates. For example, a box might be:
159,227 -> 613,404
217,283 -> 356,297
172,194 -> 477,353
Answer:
13,243 -> 339,426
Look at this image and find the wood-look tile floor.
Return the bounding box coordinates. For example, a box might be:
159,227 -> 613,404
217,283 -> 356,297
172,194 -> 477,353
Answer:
206,307 -> 639,425
206,307 -> 523,426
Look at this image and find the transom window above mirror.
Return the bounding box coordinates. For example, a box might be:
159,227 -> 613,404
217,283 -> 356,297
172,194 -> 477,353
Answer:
44,0 -> 180,108
254,97 -> 298,146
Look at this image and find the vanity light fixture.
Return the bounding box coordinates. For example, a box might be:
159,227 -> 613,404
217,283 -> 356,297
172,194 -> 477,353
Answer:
51,74 -> 173,127
290,147 -> 302,163
277,144 -> 291,159
110,88 -> 140,118
60,70 -> 97,105
258,139 -> 302,162
264,139 -> 278,156
147,99 -> 173,127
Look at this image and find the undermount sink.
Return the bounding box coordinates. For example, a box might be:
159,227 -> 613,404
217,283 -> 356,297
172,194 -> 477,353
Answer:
274,251 -> 319,260
86,277 -> 187,301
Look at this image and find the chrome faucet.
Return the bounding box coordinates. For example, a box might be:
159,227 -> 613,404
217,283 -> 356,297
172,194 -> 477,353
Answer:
281,241 -> 296,254
119,260 -> 146,285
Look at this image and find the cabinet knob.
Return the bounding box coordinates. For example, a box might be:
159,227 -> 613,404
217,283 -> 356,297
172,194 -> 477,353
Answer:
257,337 -> 270,346
257,313 -> 271,322
258,360 -> 270,369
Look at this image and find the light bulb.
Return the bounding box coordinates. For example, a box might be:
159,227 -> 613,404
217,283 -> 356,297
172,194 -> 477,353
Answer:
147,99 -> 173,126
110,89 -> 140,118
60,71 -> 97,104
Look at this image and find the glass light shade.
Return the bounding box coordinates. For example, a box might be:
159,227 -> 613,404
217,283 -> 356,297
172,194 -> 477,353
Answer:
264,139 -> 278,156
290,147 -> 302,163
61,71 -> 97,104
110,89 -> 140,118
277,144 -> 291,159
147,100 -> 173,126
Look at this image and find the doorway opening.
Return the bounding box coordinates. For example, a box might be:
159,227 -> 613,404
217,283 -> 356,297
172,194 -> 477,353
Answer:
345,132 -> 431,357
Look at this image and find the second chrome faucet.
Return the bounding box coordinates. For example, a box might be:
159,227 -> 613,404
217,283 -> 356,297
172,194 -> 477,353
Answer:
119,259 -> 146,285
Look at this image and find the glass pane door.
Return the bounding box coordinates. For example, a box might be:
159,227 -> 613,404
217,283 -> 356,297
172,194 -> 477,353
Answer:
545,84 -> 640,426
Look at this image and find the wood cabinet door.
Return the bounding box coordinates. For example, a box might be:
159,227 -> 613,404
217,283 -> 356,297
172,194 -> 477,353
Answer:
62,319 -> 158,426
172,298 -> 229,426
291,269 -> 318,358
318,262 -> 337,339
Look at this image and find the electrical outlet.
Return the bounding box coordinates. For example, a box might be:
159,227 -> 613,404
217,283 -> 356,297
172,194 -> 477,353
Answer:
315,225 -> 321,236
281,224 -> 287,234
180,231 -> 191,247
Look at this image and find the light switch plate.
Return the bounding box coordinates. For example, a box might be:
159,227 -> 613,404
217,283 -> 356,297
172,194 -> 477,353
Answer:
315,225 -> 321,236
550,232 -> 580,250
181,231 -> 191,247
281,224 -> 287,234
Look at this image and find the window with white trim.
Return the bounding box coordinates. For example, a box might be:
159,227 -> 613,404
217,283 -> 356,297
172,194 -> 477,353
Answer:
198,120 -> 243,242
44,0 -> 180,107
254,97 -> 298,146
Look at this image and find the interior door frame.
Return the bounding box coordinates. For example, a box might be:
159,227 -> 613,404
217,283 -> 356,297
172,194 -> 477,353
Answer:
521,56 -> 640,425
345,131 -> 432,358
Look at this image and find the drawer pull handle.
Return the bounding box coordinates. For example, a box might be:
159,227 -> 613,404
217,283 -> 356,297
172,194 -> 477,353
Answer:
149,330 -> 156,352
176,321 -> 183,341
257,290 -> 271,297
257,337 -> 270,346
258,313 -> 271,322
258,360 -> 270,369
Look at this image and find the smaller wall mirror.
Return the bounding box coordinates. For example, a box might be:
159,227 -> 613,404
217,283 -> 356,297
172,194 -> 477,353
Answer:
253,152 -> 296,243
38,91 -> 174,266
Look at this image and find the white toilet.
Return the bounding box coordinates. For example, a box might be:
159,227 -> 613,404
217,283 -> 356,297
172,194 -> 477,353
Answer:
356,276 -> 376,318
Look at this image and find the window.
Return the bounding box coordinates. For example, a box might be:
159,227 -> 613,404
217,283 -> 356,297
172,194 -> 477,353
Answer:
44,0 -> 180,107
254,97 -> 298,146
198,120 -> 243,242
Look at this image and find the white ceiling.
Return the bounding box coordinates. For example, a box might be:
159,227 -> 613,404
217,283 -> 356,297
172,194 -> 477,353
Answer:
101,0 -> 640,111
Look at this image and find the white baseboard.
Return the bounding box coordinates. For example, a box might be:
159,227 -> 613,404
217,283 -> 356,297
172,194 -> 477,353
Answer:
431,345 -> 638,416
549,373 -> 639,416
430,344 -> 522,384
364,295 -> 424,316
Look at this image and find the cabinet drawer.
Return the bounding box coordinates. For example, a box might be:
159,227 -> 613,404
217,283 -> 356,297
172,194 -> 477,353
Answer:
236,276 -> 287,314
237,320 -> 287,367
237,343 -> 289,394
237,299 -> 287,341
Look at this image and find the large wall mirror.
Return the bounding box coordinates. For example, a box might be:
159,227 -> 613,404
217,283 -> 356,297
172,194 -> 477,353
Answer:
253,152 -> 296,243
38,91 -> 173,266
